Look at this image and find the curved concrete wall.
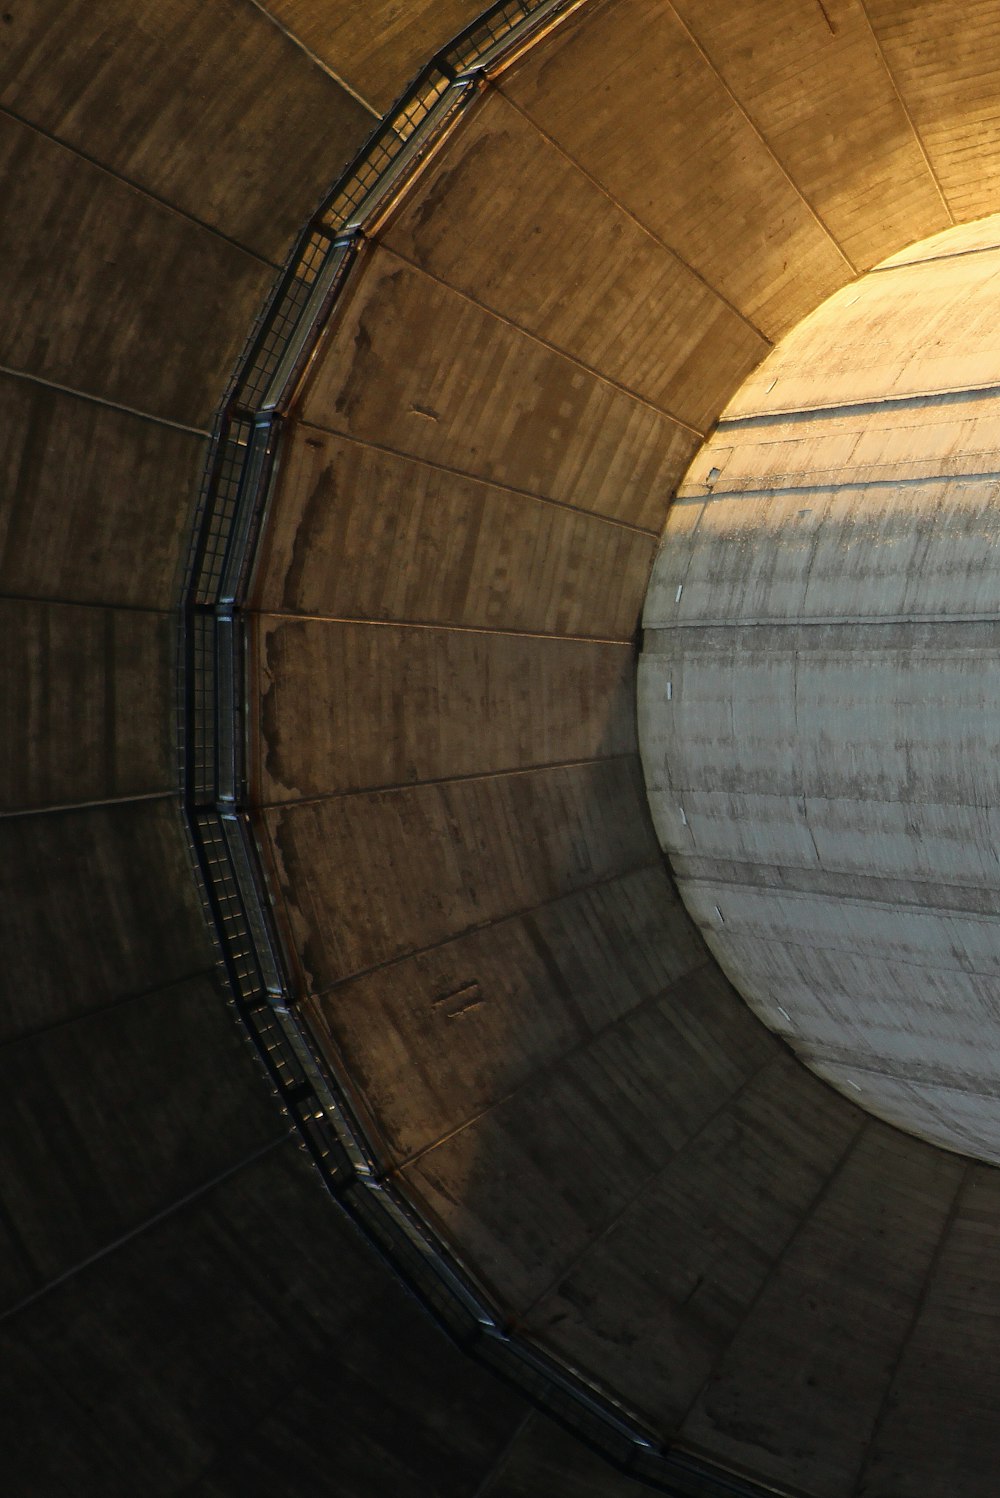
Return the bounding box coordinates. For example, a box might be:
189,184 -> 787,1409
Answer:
641,230 -> 1000,1163
9,2 -> 1000,1496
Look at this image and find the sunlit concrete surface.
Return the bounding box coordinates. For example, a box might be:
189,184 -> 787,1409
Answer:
640,220 -> 1000,1161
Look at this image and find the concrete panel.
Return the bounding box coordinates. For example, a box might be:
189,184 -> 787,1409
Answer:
726,247 -> 1000,416
0,114 -> 271,425
668,0 -> 948,269
260,756 -> 660,992
857,1164 -> 1000,1498
643,622 -> 1000,808
0,0 -> 372,259
865,0 -> 1000,221
255,0 -> 485,111
641,236 -> 1000,1162
525,1054 -> 858,1428
674,392 -> 1000,496
252,427 -> 654,639
653,791 -> 1000,894
0,377 -> 205,608
481,1414 -> 646,1497
304,866 -> 706,1163
680,1124 -> 964,1498
300,247 -> 699,530
0,600 -> 171,811
253,616 -> 636,802
404,964 -> 774,1309
646,479 -> 1000,630
0,972 -> 279,1302
502,0 -> 853,337
384,90 -> 767,429
877,210 -> 1000,267
0,799 -> 213,1042
0,1142 -> 527,1497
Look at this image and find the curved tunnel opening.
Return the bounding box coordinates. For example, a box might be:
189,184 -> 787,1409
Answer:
640,211 -> 1000,1165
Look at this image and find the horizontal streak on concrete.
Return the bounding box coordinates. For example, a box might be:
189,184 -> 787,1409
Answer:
718,382 -> 1000,431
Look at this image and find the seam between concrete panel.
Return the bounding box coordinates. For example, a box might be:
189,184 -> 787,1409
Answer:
303,858 -> 664,996
0,789 -> 176,821
469,1410 -> 537,1498
393,962 -> 717,1174
498,1009 -> 778,1327
0,591 -> 175,617
256,609 -> 634,645
0,968 -> 219,1053
848,1159 -> 974,1496
291,420 -> 666,538
0,103 -> 278,268
308,861 -> 678,1003
255,750 -> 642,813
240,0 -> 381,118
718,382 -> 1000,429
873,241 -> 1000,272
663,1 -> 857,276
0,361 -> 211,436
0,1135 -> 288,1326
672,1105 -> 869,1432
676,868 -> 1000,922
855,0 -> 955,225
497,85 -> 773,346
377,244 -> 705,437
294,422 -> 664,537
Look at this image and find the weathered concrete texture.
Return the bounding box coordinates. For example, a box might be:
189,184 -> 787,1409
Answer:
304,866 -> 706,1164
681,1123 -> 964,1498
523,1053 -> 860,1430
19,0 -> 1000,1494
640,229 -> 1000,1163
0,377 -> 205,608
253,616 -> 636,801
856,1164 -> 1000,1498
253,427 -> 656,638
481,1414 -> 647,1497
0,799 -> 213,1043
384,89 -> 767,429
502,0 -> 853,336
865,0 -> 1000,222
0,0 -> 373,260
0,112 -> 272,426
723,240 -> 1000,414
666,0 -> 949,269
404,961 -> 774,1310
877,212 -> 1000,267
300,246 -> 699,529
1,1142 -> 528,1498
261,756 -> 660,991
0,971 -> 281,1306
254,0 -> 486,111
0,599 -> 171,810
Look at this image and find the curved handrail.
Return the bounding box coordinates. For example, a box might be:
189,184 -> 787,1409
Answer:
179,6 -> 787,1494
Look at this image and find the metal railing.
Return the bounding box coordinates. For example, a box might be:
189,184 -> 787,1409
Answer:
179,5 -> 786,1494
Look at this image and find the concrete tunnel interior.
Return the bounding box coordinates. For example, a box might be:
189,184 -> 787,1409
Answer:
6,2 -> 1000,1496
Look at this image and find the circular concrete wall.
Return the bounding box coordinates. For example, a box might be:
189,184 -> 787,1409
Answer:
12,4 -> 1000,1497
640,217 -> 1000,1163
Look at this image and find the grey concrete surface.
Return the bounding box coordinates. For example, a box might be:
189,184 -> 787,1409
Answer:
641,233 -> 1000,1165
